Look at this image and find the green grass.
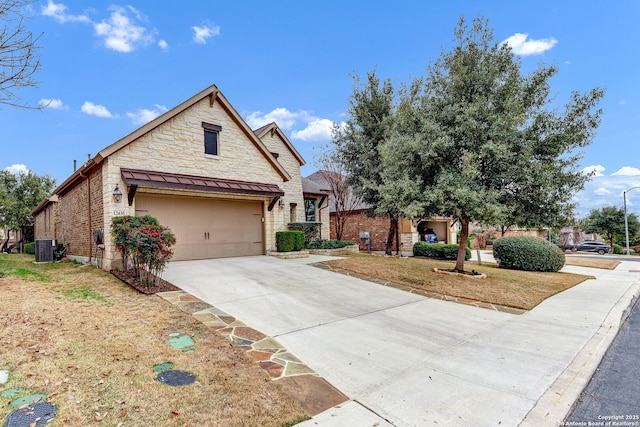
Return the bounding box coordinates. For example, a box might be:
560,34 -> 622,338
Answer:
0,256 -> 50,281
59,286 -> 108,301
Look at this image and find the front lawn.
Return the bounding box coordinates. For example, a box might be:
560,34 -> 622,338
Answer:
321,254 -> 594,311
0,254 -> 306,426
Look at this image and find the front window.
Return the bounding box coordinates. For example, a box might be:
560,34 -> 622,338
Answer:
304,198 -> 316,222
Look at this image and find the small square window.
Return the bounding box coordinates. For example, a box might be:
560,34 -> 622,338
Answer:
202,122 -> 222,156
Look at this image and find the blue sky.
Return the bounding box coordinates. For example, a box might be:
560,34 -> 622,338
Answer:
2,0 -> 639,219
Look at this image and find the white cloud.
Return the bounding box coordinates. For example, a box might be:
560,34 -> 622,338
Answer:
192,23 -> 220,44
611,166 -> 640,176
158,40 -> 168,50
593,187 -> 611,196
38,98 -> 67,110
41,0 -> 90,23
94,6 -> 153,52
3,164 -> 29,175
573,172 -> 640,218
245,108 -> 310,130
619,99 -> 627,105
81,101 -> 116,118
126,104 -> 168,125
580,164 -> 605,177
612,166 -> 640,176
291,119 -> 336,141
503,33 -> 557,56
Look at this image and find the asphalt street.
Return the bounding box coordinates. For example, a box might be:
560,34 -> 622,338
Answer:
565,293 -> 640,425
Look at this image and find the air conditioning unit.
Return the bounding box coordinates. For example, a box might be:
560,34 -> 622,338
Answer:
35,239 -> 56,263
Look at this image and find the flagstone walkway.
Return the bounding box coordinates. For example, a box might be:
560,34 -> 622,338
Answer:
156,290 -> 349,416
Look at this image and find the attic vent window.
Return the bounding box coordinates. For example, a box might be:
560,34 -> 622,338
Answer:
202,122 -> 222,156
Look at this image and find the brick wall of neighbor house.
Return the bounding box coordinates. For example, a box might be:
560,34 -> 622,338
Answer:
34,204 -> 56,240
332,210 -> 391,251
56,167 -> 103,259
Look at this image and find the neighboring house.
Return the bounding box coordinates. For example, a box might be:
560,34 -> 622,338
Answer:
306,170 -> 457,252
32,84 -> 327,269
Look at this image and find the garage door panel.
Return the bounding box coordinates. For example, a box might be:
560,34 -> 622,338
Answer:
135,195 -> 263,261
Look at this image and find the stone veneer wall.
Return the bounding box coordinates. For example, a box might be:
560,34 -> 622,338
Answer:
257,130 -> 305,236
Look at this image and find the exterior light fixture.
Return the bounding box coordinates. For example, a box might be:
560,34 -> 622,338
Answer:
113,184 -> 123,203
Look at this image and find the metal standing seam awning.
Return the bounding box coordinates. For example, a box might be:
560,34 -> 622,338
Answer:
120,168 -> 285,209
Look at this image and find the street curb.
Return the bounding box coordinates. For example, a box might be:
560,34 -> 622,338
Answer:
518,274 -> 640,426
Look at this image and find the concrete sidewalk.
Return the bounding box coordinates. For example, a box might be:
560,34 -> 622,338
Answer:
163,255 -> 640,426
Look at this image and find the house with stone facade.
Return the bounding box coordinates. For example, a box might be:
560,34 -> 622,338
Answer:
306,171 -> 457,252
32,84 -> 329,269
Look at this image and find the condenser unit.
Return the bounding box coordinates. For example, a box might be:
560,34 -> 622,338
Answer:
35,239 -> 56,263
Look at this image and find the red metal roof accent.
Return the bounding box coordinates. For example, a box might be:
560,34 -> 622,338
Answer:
120,168 -> 284,197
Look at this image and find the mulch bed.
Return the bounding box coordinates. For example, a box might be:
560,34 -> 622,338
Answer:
111,269 -> 181,294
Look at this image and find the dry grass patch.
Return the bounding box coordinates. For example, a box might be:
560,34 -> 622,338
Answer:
322,254 -> 593,311
565,256 -> 621,270
0,254 -> 306,426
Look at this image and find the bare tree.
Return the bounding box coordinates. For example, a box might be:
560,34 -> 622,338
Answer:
1,0 -> 42,109
314,143 -> 363,241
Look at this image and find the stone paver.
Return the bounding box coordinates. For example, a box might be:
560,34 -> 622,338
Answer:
156,290 -> 348,415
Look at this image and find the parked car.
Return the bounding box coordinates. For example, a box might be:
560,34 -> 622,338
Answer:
572,241 -> 611,254
420,228 -> 438,244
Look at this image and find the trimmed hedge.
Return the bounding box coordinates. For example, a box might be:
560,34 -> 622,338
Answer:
306,239 -> 355,250
276,230 -> 305,252
413,242 -> 470,260
493,236 -> 565,272
24,242 -> 35,254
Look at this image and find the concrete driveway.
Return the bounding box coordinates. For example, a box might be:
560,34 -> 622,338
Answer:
163,255 -> 640,426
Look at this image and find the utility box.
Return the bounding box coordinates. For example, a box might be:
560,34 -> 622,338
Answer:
35,239 -> 56,263
359,231 -> 370,239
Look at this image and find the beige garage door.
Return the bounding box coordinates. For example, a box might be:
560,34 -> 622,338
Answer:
135,195 -> 264,261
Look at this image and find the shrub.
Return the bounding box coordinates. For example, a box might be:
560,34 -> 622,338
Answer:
306,240 -> 355,250
413,242 -> 470,260
493,236 -> 565,272
276,230 -> 305,252
24,242 -> 35,254
287,222 -> 321,245
613,243 -> 624,255
111,215 -> 175,286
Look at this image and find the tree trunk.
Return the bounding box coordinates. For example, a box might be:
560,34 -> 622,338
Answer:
455,217 -> 469,272
334,211 -> 343,240
385,215 -> 397,256
395,217 -> 401,255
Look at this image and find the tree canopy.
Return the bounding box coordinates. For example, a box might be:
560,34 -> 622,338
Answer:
338,16 -> 604,272
333,72 -> 404,254
581,206 -> 639,250
0,169 -> 55,245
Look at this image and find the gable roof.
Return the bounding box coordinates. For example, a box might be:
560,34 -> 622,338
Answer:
98,84 -> 291,180
253,122 -> 306,166
49,84 -> 292,199
306,170 -> 370,213
301,177 -> 329,195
